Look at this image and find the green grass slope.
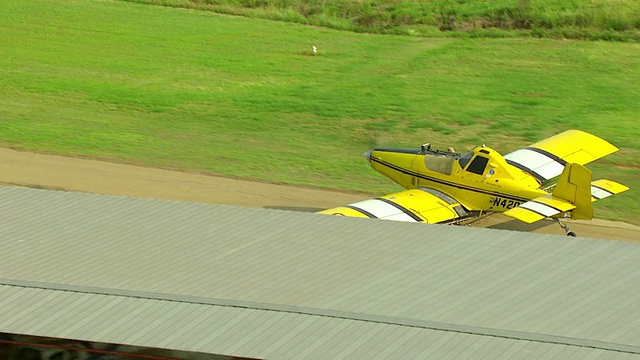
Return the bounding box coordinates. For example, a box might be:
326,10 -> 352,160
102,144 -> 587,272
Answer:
1,0 -> 638,223
126,0 -> 640,41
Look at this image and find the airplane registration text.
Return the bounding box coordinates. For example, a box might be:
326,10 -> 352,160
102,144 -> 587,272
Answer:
492,197 -> 522,209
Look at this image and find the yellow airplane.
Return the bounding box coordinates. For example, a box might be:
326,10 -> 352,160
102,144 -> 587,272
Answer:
318,130 -> 629,236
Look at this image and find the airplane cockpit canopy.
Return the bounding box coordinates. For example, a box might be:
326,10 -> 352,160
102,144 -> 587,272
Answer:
458,148 -> 491,175
420,144 -> 462,175
458,151 -> 474,169
422,145 -> 491,177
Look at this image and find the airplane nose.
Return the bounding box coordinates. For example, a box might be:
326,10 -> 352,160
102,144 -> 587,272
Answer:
363,150 -> 373,161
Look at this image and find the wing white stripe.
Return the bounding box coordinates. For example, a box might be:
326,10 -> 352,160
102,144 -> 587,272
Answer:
534,162 -> 566,180
520,201 -> 559,217
504,148 -> 565,180
349,199 -> 417,222
591,186 -> 613,199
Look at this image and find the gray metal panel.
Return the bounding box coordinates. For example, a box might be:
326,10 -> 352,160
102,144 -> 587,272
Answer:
2,186 -> 640,358
0,285 -> 636,360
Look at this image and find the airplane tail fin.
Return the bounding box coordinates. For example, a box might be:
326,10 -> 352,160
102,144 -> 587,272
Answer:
552,163 -> 593,220
504,163 -> 628,225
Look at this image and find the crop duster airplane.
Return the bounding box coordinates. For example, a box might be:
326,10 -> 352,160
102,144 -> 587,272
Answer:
318,130 -> 628,236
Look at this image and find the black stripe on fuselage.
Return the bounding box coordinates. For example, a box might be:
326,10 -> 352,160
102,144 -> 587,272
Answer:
374,147 -> 422,154
375,198 -> 424,222
370,156 -> 529,203
345,205 -> 378,219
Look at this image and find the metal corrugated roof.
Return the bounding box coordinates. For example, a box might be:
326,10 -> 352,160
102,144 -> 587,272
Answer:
1,186 -> 640,359
0,284 -> 636,359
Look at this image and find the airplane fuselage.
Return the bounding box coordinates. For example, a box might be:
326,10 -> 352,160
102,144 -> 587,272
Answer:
367,146 -> 548,213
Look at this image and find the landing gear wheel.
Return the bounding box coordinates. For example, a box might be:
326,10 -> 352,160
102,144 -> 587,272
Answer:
555,219 -> 575,237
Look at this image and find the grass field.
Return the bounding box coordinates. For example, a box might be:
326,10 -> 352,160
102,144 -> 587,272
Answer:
1,0 -> 639,223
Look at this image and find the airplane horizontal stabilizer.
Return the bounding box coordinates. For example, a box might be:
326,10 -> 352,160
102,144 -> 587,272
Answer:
504,195 -> 576,223
505,173 -> 629,224
591,179 -> 629,201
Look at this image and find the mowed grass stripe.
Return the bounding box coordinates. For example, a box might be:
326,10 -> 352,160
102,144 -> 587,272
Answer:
0,0 -> 638,223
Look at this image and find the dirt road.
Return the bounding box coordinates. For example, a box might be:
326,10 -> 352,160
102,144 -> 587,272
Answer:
1,147 -> 638,242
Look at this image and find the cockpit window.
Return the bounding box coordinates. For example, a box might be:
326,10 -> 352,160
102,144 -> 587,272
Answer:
424,155 -> 455,175
458,151 -> 473,169
466,156 -> 489,175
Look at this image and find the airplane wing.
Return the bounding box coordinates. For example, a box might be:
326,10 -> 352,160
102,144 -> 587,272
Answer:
503,130 -> 619,183
317,187 -> 470,224
504,179 -> 629,223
